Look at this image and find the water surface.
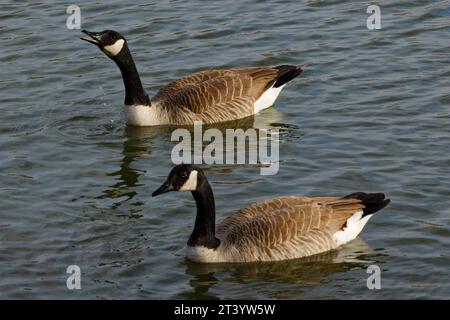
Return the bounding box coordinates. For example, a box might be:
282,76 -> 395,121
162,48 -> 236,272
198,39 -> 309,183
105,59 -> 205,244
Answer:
0,0 -> 449,299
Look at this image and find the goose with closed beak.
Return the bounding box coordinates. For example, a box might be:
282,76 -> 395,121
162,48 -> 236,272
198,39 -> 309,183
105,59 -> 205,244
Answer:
81,29 -> 303,126
152,164 -> 391,263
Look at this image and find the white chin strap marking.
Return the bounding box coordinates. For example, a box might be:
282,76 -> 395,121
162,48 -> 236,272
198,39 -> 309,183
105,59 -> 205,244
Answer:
179,170 -> 198,191
103,39 -> 125,56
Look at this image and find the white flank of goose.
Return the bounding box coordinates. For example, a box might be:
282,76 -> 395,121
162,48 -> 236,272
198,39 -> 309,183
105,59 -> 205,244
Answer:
152,164 -> 391,263
81,29 -> 303,126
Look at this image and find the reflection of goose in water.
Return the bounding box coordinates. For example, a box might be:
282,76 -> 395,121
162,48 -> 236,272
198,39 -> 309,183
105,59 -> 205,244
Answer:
97,109 -> 292,208
179,238 -> 374,299
96,126 -> 165,208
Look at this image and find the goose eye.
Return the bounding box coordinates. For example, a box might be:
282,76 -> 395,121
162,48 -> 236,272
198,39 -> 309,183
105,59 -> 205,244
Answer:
180,171 -> 188,178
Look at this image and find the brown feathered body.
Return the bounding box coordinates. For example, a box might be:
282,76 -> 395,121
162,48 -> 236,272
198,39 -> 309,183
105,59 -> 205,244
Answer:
187,196 -> 374,263
126,66 -> 302,126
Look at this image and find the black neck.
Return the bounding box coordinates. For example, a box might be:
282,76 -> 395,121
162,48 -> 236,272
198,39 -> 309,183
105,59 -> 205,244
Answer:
113,46 -> 151,106
187,175 -> 220,249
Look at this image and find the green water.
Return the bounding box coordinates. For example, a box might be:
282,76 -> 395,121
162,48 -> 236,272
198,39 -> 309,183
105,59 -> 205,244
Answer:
0,0 -> 449,299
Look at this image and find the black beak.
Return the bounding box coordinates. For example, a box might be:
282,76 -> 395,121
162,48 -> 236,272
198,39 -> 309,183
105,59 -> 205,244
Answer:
80,30 -> 103,45
152,179 -> 174,197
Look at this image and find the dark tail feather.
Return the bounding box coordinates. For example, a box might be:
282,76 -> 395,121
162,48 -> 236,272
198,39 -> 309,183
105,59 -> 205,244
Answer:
343,192 -> 391,216
273,65 -> 303,88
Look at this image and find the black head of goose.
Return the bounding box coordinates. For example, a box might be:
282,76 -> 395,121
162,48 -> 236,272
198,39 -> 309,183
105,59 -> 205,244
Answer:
152,164 -> 391,263
81,29 -> 304,126
81,30 -> 150,107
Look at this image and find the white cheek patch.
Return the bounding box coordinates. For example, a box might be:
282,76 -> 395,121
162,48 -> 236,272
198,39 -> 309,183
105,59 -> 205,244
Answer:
103,39 -> 125,56
179,170 -> 198,191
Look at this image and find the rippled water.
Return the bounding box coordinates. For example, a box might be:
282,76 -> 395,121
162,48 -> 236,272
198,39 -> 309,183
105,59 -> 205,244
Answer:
1,0 -> 449,299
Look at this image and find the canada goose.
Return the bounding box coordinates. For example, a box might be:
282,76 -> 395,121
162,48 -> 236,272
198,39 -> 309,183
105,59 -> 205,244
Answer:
152,164 -> 391,263
80,29 -> 303,126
